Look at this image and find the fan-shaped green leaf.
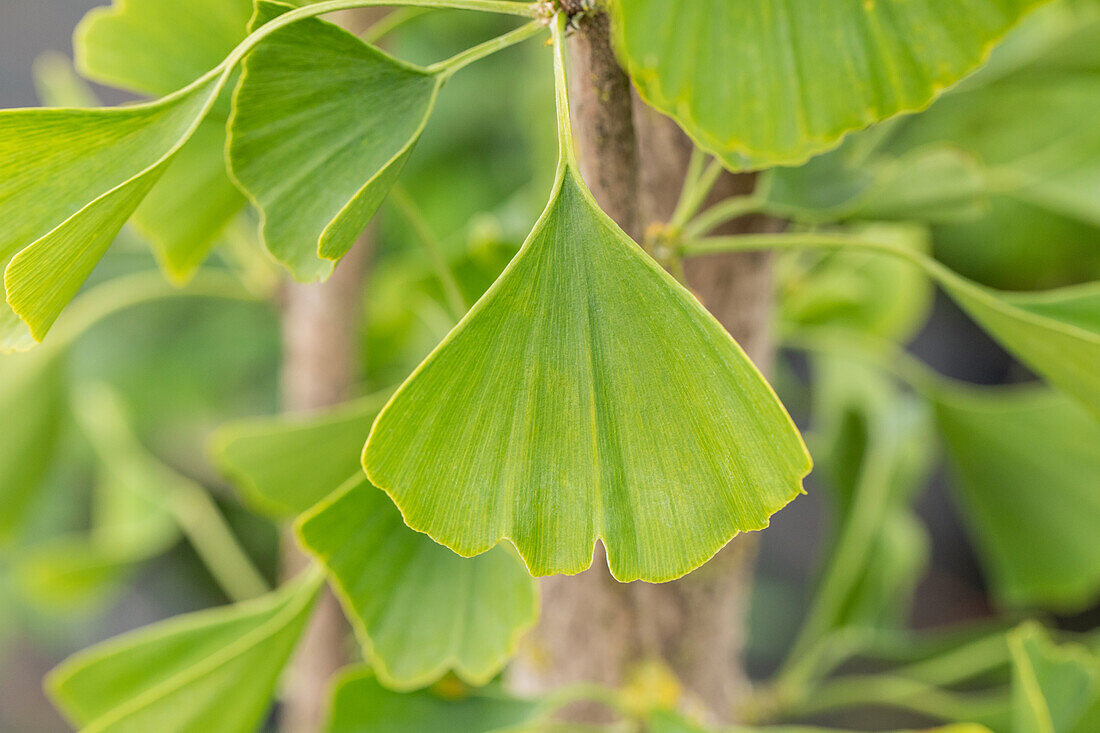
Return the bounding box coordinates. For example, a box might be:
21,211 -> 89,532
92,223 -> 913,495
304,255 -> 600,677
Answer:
325,666 -> 535,733
688,235 -> 1100,419
940,276 -> 1100,420
297,475 -> 538,689
75,0 -> 252,281
611,0 -> 1048,169
0,350 -> 65,544
210,391 -> 391,519
228,2 -> 441,281
0,72 -> 223,351
1009,623 -> 1100,733
132,121 -> 247,283
47,570 -> 322,733
365,20 -> 811,582
935,386 -> 1100,610
75,0 -> 253,99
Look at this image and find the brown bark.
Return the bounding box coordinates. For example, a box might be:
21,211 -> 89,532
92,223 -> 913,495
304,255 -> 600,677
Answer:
278,240 -> 373,733
278,11 -> 384,732
511,11 -> 782,725
565,10 -> 641,241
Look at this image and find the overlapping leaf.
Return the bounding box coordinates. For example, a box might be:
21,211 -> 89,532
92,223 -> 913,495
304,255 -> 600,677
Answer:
935,386 -> 1100,610
47,570 -> 321,733
611,0 -> 1048,169
325,666 -> 535,733
74,0 -> 253,281
1009,623 -> 1100,733
0,70 -> 223,351
298,475 -> 538,689
365,21 -> 811,582
228,1 -> 442,280
210,391 -> 392,519
764,141 -> 988,225
213,393 -> 538,688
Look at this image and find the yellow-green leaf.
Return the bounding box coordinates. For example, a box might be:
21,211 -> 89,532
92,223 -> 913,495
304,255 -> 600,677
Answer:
1009,623 -> 1100,733
228,2 -> 441,281
0,72 -> 222,351
75,0 -> 253,99
325,666 -> 535,733
210,391 -> 391,519
47,570 -> 322,733
364,20 -> 811,582
611,0 -> 1049,169
297,475 -> 538,689
935,386 -> 1100,610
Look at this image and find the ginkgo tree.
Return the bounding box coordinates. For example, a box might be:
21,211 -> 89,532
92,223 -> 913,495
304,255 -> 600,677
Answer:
2,0 -> 1100,731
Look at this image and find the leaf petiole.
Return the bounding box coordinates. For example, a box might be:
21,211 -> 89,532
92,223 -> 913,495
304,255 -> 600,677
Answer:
667,151 -> 724,232
428,20 -> 547,79
681,192 -> 766,239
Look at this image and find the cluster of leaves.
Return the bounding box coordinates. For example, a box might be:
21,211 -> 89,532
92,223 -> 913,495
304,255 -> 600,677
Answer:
1,0 -> 1099,731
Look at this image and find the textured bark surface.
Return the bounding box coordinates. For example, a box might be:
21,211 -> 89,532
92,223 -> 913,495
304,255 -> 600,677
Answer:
277,12 -> 383,733
511,14 -> 783,724
278,239 -> 373,733
565,10 -> 641,241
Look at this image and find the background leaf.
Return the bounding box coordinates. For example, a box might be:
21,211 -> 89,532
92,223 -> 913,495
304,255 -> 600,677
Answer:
47,570 -> 321,733
0,350 -> 65,545
935,386 -> 1100,610
611,0 -> 1048,168
1009,623 -> 1100,733
210,391 -> 390,519
298,475 -> 538,689
325,666 -> 535,733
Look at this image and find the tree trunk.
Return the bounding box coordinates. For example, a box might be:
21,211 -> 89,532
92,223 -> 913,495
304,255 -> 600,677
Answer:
278,238 -> 372,733
511,10 -> 781,725
276,12 -> 384,733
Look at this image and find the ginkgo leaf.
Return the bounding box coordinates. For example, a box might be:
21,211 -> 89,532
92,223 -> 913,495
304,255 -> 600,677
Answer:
325,666 -> 535,733
688,236 -> 1100,419
227,2 -> 442,281
1009,623 -> 1100,733
942,277 -> 1100,420
131,122 -> 247,283
75,0 -> 252,281
210,391 -> 391,519
0,72 -> 223,351
935,386 -> 1100,610
364,19 -> 811,583
297,475 -> 538,689
75,0 -> 253,99
611,0 -> 1048,169
0,350 -> 65,544
47,570 -> 322,733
